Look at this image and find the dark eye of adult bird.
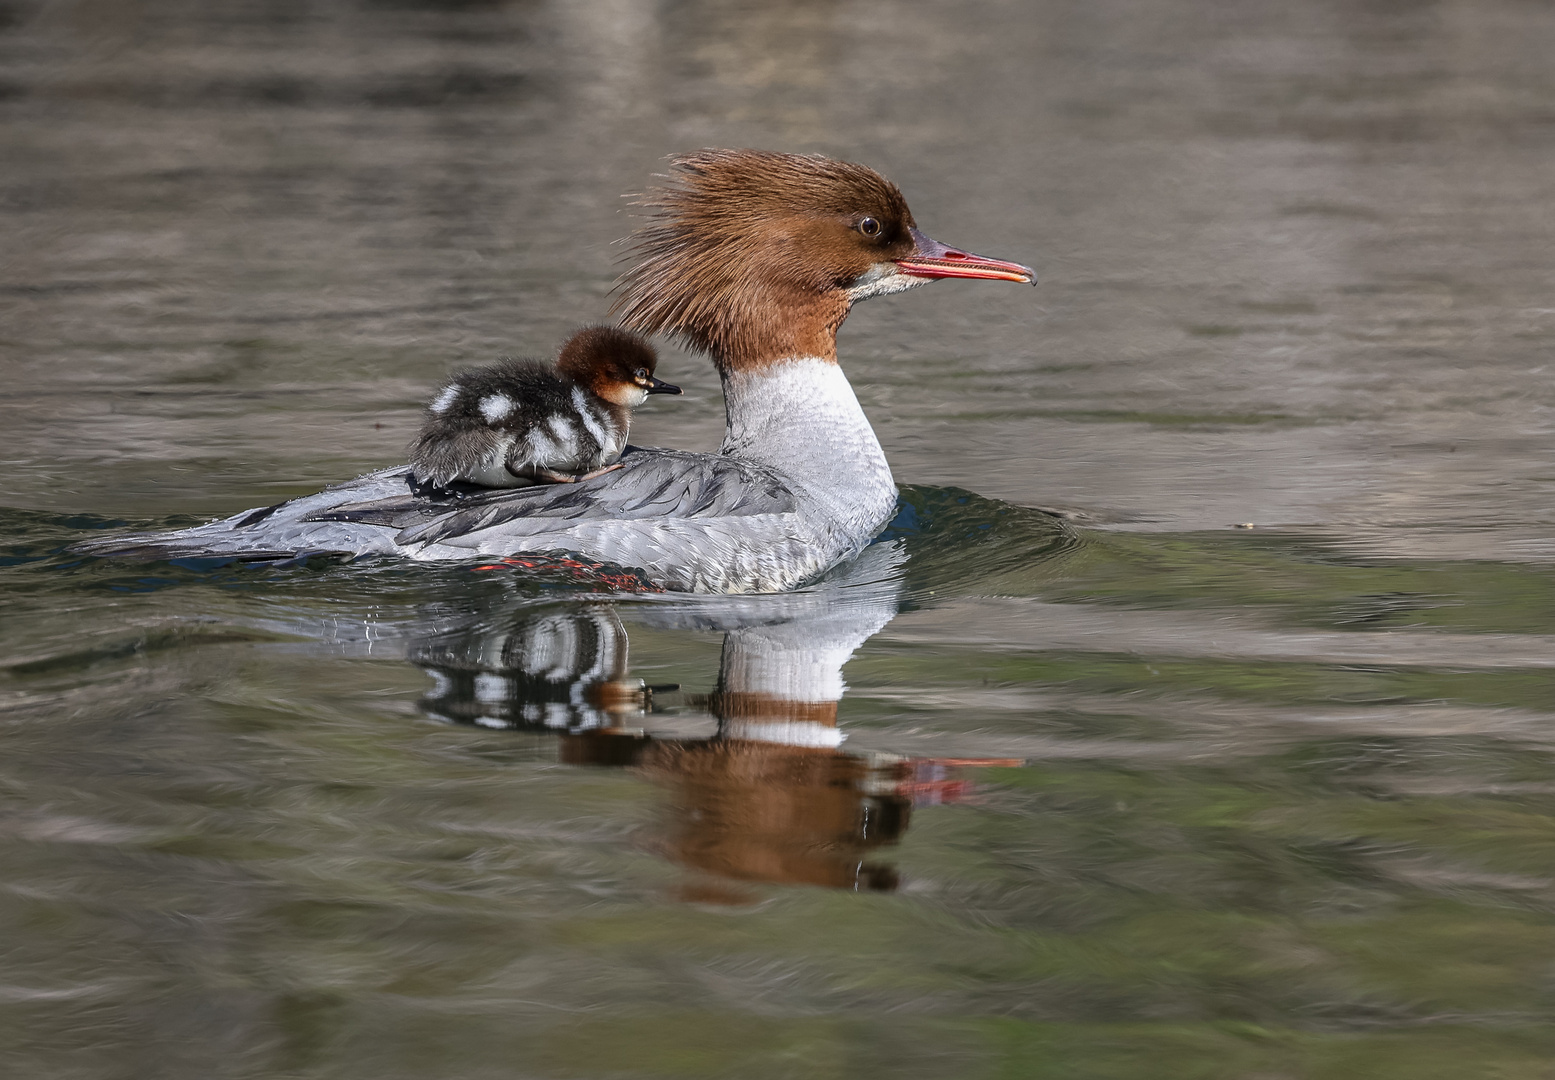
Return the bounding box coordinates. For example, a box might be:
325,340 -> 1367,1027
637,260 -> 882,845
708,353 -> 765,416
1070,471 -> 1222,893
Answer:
858,217 -> 881,237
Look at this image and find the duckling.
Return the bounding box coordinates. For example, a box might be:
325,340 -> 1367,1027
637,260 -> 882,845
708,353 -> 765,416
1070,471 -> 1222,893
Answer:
408,326 -> 681,489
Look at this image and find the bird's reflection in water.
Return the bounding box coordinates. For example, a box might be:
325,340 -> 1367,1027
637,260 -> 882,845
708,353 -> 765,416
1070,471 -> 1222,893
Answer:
408,580 -> 1010,898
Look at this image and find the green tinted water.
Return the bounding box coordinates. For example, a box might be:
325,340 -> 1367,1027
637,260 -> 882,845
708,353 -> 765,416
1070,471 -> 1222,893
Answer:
3,0 -> 1555,1077
6,489 -> 1555,1078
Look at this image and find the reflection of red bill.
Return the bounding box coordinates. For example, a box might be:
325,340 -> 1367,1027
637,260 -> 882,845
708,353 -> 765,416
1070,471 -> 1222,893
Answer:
896,756 -> 1027,807
898,777 -> 976,805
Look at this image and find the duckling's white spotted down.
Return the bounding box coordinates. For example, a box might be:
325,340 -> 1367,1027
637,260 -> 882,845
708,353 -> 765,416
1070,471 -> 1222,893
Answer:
407,326 -> 678,490
478,393 -> 515,423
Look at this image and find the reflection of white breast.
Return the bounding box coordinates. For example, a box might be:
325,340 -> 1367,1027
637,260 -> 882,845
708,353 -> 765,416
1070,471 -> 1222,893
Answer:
646,546 -> 905,742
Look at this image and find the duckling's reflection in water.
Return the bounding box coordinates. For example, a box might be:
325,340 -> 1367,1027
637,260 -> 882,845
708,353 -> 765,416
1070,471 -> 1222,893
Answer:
409,567 -> 1000,896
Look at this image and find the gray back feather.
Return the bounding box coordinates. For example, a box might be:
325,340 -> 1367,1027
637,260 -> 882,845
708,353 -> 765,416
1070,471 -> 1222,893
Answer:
309,447 -> 795,547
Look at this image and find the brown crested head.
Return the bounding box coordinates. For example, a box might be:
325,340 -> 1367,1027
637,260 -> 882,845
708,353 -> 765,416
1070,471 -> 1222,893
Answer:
556,325 -> 681,407
611,150 -> 923,371
611,150 -> 1035,373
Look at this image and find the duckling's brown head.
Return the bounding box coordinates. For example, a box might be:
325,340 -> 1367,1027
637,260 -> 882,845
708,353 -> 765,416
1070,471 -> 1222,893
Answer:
557,325 -> 680,408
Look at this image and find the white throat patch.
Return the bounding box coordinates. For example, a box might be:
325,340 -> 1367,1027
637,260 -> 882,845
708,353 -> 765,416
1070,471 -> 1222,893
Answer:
844,263 -> 933,303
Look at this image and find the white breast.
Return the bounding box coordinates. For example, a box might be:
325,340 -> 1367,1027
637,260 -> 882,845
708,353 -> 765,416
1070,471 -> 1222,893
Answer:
719,357 -> 897,536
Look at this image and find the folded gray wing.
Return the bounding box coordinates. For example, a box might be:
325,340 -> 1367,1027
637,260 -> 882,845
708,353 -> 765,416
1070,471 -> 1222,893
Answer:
312,446 -> 797,547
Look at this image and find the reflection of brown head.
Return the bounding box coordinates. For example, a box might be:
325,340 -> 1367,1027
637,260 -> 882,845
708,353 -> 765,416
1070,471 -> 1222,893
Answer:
416,604 -> 930,896
640,739 -> 908,892
553,687 -> 910,894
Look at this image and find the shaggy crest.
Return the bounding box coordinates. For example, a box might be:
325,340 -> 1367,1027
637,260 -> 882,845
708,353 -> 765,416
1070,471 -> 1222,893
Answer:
611,149 -> 917,368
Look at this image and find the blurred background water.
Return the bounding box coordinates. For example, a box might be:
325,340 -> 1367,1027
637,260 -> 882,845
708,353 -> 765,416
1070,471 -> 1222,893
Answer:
3,1 -> 1555,1077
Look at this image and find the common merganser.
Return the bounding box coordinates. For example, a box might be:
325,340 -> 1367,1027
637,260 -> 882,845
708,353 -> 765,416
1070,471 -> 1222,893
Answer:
408,325 -> 681,489
76,149 -> 1035,593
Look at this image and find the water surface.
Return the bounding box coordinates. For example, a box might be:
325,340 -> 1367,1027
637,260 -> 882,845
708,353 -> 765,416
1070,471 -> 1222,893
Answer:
2,1 -> 1554,1077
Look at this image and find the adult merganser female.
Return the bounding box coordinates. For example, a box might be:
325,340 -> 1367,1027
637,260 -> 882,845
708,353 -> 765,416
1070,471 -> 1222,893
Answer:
408,326 -> 681,489
77,149 -> 1035,593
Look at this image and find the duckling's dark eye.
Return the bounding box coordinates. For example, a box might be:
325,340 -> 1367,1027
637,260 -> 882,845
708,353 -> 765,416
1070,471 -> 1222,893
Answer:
634,367 -> 649,381
857,217 -> 881,238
